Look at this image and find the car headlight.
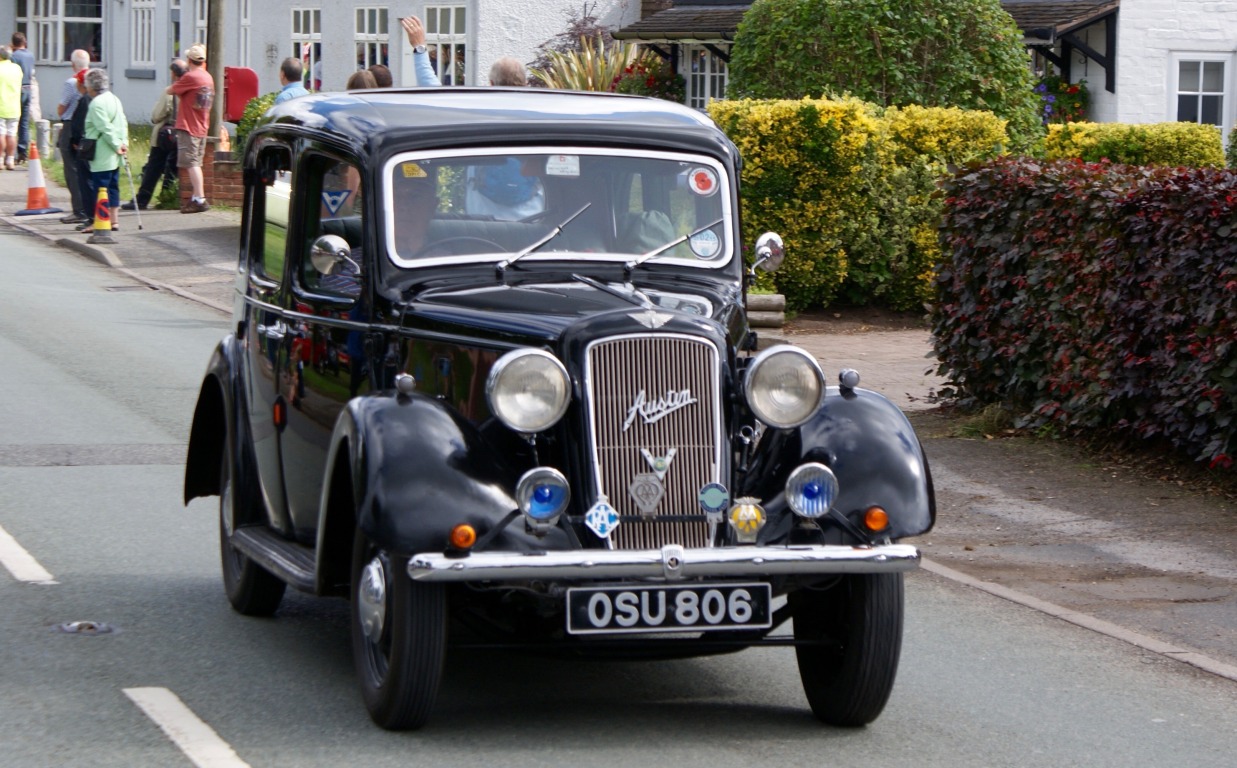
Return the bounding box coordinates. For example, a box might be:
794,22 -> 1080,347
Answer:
486,349 -> 571,433
515,467 -> 570,533
744,346 -> 824,428
785,462 -> 839,519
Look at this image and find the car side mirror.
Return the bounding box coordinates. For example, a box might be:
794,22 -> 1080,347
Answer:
310,234 -> 361,277
752,232 -> 784,273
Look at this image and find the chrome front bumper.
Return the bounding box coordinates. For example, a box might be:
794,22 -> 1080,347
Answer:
408,543 -> 920,582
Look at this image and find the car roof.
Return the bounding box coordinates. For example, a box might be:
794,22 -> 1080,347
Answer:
252,88 -> 739,163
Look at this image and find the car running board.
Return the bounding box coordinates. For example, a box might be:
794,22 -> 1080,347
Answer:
231,526 -> 317,593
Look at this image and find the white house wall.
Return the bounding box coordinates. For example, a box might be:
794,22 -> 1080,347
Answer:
1117,0 -> 1237,137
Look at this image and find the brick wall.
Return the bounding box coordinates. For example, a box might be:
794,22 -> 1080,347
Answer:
178,139 -> 245,208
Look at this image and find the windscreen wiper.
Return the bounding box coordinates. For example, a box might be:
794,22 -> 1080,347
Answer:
496,203 -> 591,273
624,217 -> 724,275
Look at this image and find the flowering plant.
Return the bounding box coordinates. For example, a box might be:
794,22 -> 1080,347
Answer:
1034,74 -> 1089,124
612,54 -> 686,102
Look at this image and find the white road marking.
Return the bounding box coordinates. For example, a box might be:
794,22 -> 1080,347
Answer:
0,523 -> 57,584
124,687 -> 251,768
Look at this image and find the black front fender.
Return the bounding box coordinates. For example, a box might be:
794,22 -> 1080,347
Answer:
328,392 -> 573,556
746,387 -> 935,540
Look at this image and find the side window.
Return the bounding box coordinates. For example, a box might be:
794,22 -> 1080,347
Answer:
301,155 -> 363,299
251,145 -> 292,283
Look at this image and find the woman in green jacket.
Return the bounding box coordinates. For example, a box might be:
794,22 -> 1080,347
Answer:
83,68 -> 128,231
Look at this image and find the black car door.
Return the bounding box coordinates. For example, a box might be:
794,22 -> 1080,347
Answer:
241,141 -> 295,534
277,149 -> 371,539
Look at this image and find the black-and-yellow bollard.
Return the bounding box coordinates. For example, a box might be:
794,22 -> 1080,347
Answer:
86,187 -> 116,245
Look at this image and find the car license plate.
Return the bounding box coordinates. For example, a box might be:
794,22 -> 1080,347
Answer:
566,583 -> 772,635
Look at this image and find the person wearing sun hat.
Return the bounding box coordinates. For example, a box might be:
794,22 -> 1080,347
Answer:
167,42 -> 214,213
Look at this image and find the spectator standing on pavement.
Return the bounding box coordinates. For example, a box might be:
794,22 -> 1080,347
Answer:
82,68 -> 128,232
56,49 -> 91,223
345,69 -> 377,91
69,69 -> 93,226
10,32 -> 34,164
401,16 -> 442,87
123,59 -> 186,212
168,43 -> 214,214
489,57 -> 529,87
368,64 -> 392,88
274,58 -> 309,104
0,46 -> 21,171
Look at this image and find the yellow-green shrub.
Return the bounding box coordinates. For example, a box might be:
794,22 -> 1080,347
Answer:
1045,122 -> 1224,167
709,97 -> 1008,310
710,97 -> 879,309
884,104 -> 1009,166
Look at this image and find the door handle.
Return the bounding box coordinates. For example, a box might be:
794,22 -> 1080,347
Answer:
257,320 -> 287,341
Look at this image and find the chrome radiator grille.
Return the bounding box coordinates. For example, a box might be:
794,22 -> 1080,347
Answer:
585,334 -> 721,549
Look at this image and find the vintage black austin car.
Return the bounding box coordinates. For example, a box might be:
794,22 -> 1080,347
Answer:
184,88 -> 934,730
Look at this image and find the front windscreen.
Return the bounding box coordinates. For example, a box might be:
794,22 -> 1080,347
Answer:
382,147 -> 732,269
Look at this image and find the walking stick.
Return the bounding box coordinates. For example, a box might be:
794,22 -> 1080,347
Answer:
123,156 -> 143,231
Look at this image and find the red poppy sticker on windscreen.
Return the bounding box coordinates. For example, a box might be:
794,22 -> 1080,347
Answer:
688,167 -> 718,196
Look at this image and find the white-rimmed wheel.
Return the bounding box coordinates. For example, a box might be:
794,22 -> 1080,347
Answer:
219,446 -> 285,616
791,573 -> 904,726
350,528 -> 446,730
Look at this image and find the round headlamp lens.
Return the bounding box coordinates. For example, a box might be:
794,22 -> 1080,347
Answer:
487,349 -> 570,433
516,467 -> 570,524
745,346 -> 825,428
786,462 -> 839,519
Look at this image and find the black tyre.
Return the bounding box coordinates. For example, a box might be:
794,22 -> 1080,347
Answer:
351,528 -> 447,730
219,448 -> 286,616
791,572 -> 904,726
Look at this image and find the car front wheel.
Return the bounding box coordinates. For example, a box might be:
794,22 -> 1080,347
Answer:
791,572 -> 904,726
219,448 -> 286,616
350,529 -> 447,730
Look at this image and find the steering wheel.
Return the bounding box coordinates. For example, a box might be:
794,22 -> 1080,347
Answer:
411,236 -> 506,259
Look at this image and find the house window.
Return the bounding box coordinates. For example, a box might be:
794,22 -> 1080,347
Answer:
26,0 -> 104,64
131,0 -> 156,68
1175,59 -> 1226,126
425,5 -> 467,86
194,0 -> 208,52
292,8 -> 322,90
239,0 -> 251,67
685,45 -> 728,110
355,7 -> 390,70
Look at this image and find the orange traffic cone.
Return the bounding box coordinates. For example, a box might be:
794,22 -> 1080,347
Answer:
86,187 -> 116,244
14,143 -> 63,216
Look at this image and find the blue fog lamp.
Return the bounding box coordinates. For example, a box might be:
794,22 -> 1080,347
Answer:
785,462 -> 840,519
516,467 -> 570,534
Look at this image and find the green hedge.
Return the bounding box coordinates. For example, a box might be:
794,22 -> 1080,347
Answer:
935,158 -> 1236,468
709,97 -> 1008,310
1045,121 -> 1224,167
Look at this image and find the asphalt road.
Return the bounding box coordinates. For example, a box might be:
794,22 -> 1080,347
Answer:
2,222 -> 1237,767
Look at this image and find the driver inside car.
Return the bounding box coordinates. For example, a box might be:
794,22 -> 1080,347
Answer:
392,162 -> 439,258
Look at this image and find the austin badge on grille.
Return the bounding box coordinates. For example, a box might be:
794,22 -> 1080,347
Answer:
628,473 -> 665,515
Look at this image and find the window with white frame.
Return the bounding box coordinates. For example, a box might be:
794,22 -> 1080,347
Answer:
26,0 -> 104,64
425,5 -> 467,86
1174,57 -> 1227,128
131,0 -> 156,68
239,0 -> 251,67
194,0 -> 209,51
685,44 -> 728,111
292,8 -> 322,90
355,7 -> 390,70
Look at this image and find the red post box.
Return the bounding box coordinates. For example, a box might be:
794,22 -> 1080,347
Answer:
223,66 -> 259,123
